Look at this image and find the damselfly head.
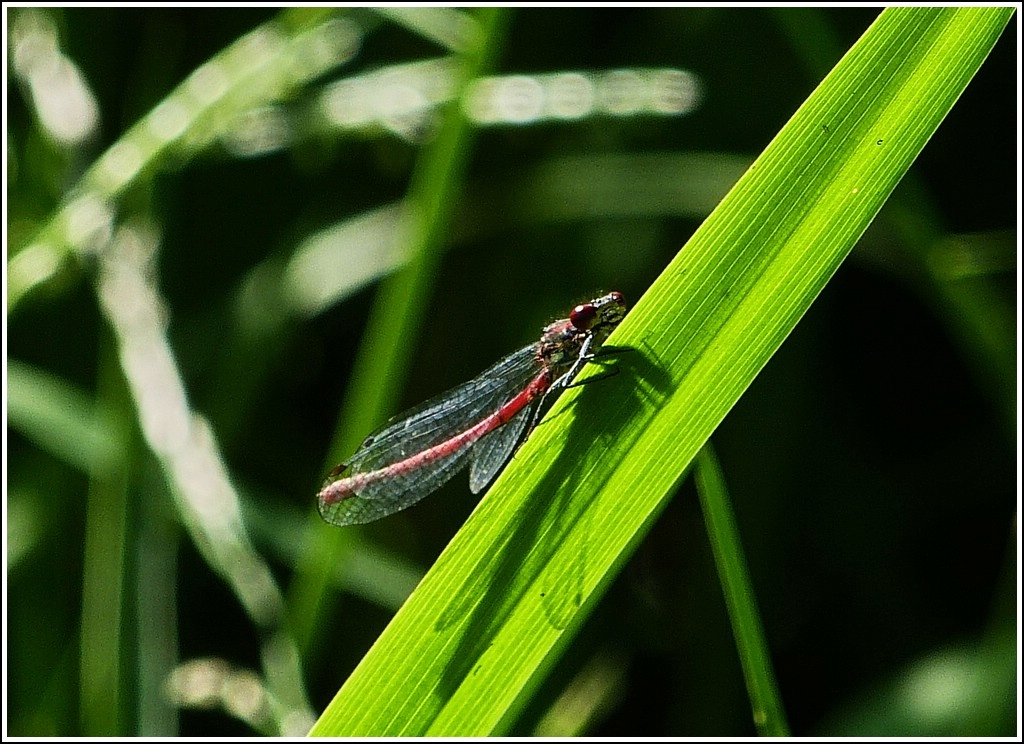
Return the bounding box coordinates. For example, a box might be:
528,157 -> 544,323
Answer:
570,291 -> 626,331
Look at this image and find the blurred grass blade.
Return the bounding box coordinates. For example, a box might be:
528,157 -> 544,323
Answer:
7,8 -> 359,313
79,346 -> 131,735
7,359 -> 120,475
281,152 -> 748,317
374,6 -> 480,53
309,7 -> 1012,736
695,444 -> 788,736
94,222 -> 314,734
287,7 -> 510,656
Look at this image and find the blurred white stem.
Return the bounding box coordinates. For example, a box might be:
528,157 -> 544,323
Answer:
95,221 -> 315,735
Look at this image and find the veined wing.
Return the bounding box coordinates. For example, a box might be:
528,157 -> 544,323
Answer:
318,345 -> 542,525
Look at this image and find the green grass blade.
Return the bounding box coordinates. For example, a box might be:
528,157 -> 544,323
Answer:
7,8 -> 353,313
309,7 -> 1012,736
695,444 -> 788,736
79,344 -> 132,735
286,7 -> 510,656
7,359 -> 120,475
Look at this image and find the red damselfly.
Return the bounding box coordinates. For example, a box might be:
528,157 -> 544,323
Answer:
318,291 -> 627,526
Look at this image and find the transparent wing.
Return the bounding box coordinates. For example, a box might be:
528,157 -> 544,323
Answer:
319,444 -> 476,525
318,345 -> 541,525
468,402 -> 535,493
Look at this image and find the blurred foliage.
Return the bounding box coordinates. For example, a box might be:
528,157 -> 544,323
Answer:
5,7 -> 1016,737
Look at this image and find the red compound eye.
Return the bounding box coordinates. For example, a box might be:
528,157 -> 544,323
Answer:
570,302 -> 597,330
